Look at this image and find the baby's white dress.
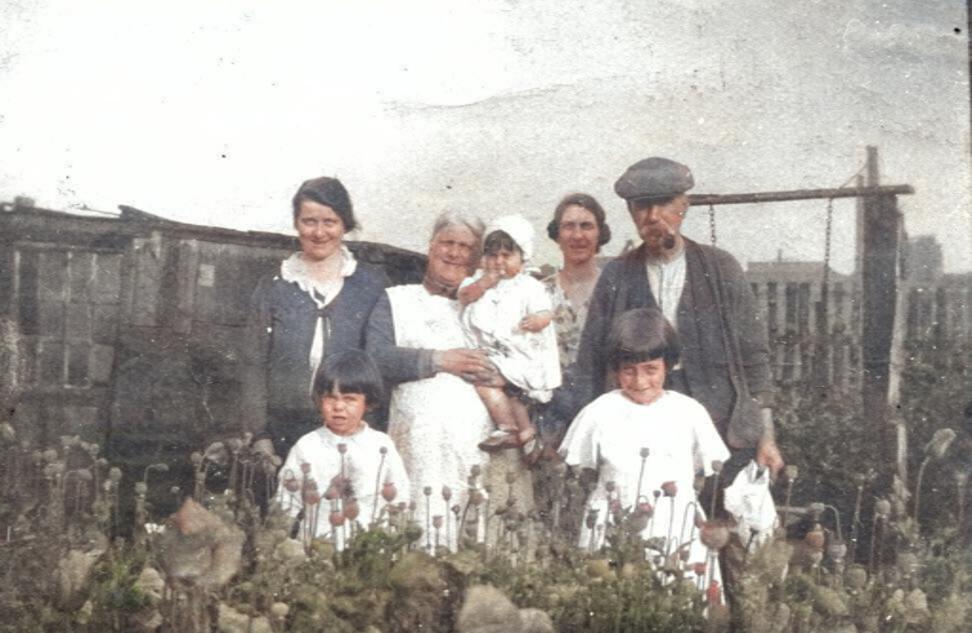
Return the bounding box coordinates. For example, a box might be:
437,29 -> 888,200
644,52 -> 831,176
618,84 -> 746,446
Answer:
460,271 -> 562,402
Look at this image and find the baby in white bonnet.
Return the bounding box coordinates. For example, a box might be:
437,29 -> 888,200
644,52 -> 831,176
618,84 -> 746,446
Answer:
457,214 -> 561,464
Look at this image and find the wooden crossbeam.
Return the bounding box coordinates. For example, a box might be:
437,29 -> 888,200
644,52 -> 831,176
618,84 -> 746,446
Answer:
689,184 -> 913,207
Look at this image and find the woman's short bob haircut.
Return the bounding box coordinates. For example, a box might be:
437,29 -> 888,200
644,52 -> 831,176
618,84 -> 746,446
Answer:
292,176 -> 358,231
547,192 -> 612,249
312,350 -> 384,406
605,307 -> 680,371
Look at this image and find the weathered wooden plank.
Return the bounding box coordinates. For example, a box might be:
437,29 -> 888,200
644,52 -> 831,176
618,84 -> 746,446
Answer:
65,301 -> 92,339
38,340 -> 65,386
0,245 -> 15,319
129,235 -> 165,327
92,252 -> 122,304
91,304 -> 119,343
17,249 -> 39,336
169,239 -> 199,335
62,404 -> 101,441
66,341 -> 90,386
69,251 -> 93,302
88,343 -> 114,385
10,399 -> 42,446
37,250 -> 67,301
36,300 -> 65,337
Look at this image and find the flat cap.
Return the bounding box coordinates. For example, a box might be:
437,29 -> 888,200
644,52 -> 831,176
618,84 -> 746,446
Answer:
614,157 -> 694,200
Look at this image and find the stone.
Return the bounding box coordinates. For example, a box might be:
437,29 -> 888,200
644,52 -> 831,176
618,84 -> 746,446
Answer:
519,608 -> 554,633
273,537 -> 308,564
218,603 -> 250,633
135,566 -> 166,605
56,548 -> 103,610
159,498 -> 244,589
456,585 -> 522,633
132,607 -> 164,633
388,551 -> 441,592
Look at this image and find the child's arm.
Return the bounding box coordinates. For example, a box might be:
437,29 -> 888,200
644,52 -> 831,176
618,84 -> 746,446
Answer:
457,270 -> 500,306
519,309 -> 553,332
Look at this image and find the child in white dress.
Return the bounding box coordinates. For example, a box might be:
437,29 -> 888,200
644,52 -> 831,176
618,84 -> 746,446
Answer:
560,307 -> 729,586
274,350 -> 410,550
458,215 -> 561,461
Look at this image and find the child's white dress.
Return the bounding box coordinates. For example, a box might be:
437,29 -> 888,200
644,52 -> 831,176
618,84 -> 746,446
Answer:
560,389 -> 729,579
275,425 -> 410,549
460,271 -> 562,402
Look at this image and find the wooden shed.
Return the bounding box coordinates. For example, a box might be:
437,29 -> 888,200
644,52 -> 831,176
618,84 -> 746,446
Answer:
0,199 -> 425,466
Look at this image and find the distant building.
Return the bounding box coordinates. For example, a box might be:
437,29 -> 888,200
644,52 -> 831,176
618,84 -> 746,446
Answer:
904,235 -> 944,283
747,256 -> 858,387
902,235 -> 971,343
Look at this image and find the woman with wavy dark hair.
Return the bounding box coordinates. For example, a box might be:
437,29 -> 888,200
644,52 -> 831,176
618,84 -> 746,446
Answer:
536,193 -> 612,454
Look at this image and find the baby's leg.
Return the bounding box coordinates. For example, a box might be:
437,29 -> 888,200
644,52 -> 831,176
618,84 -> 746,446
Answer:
475,385 -> 518,433
509,397 -> 536,443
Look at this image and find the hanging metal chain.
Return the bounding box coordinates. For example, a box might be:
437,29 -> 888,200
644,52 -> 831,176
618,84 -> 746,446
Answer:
822,198 -> 834,292
708,204 -> 717,246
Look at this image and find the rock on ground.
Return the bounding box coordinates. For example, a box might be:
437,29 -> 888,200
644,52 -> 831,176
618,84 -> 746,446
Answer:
457,585 -> 523,633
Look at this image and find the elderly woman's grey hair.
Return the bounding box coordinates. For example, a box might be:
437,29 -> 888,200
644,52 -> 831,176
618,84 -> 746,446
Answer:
430,210 -> 485,244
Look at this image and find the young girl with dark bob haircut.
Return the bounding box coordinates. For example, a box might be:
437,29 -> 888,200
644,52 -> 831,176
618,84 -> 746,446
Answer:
560,308 -> 728,592
604,305 -> 681,372
275,350 -> 409,549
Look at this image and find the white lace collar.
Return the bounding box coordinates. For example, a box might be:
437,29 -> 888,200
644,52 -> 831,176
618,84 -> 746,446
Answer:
280,245 -> 358,301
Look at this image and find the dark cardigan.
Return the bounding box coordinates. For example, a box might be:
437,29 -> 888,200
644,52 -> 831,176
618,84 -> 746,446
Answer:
240,262 -> 389,447
573,238 -> 772,448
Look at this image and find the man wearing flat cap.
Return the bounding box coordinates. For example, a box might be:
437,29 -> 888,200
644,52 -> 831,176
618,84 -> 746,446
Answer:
574,156 -> 784,478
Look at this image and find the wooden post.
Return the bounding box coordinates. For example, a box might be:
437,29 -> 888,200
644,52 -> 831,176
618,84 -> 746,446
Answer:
859,147 -> 907,483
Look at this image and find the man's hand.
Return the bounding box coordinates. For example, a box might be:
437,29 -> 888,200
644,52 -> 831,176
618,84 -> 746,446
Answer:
756,436 -> 784,479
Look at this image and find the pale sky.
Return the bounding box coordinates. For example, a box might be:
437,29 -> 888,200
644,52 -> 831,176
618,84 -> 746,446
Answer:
1,0 -> 970,273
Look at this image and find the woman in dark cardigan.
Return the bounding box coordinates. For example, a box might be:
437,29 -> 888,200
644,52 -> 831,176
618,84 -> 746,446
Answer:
241,176 -> 388,458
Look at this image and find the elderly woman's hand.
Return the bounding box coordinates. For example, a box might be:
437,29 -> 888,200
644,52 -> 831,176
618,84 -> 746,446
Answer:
433,349 -> 494,381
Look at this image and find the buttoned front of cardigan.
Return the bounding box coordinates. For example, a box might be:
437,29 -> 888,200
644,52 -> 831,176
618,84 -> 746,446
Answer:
240,262 -> 389,452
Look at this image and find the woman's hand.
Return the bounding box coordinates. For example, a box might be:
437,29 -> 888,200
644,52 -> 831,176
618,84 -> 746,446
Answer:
519,311 -> 553,333
433,348 -> 493,380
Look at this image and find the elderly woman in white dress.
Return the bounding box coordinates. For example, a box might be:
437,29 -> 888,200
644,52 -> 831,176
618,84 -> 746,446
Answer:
366,211 -> 535,550
560,307 -> 728,589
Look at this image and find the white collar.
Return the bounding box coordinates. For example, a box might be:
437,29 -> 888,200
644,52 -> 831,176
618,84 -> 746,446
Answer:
316,423 -> 369,444
645,246 -> 686,268
280,245 -> 358,297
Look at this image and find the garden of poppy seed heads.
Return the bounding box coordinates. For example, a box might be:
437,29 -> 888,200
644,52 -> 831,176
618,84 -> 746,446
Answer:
0,335 -> 970,633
